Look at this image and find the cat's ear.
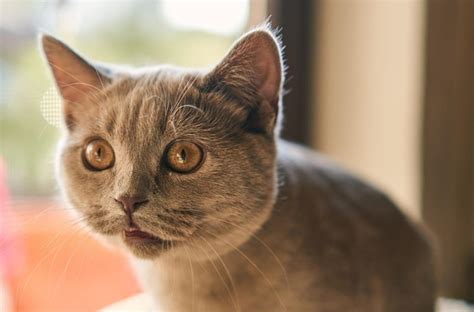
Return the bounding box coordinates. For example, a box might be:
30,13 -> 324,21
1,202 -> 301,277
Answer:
40,34 -> 110,127
204,27 -> 284,134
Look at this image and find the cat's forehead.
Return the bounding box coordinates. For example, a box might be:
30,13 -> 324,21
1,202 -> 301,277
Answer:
109,68 -> 202,102
69,66 -> 243,150
77,68 -> 219,148
97,71 -> 200,139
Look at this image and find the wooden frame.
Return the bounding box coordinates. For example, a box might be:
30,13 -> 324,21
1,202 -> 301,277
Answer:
422,0 -> 474,301
267,0 -> 316,145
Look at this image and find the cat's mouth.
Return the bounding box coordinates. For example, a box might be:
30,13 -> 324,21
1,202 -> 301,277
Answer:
123,225 -> 169,245
121,225 -> 175,258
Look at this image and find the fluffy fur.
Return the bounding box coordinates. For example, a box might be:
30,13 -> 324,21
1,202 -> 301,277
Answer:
41,26 -> 436,311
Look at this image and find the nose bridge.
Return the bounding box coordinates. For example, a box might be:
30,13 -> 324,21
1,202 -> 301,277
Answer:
115,158 -> 151,198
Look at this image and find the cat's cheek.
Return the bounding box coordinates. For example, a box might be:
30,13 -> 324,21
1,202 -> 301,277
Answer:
59,164 -> 86,211
55,155 -> 84,218
59,146 -> 112,205
55,140 -> 71,201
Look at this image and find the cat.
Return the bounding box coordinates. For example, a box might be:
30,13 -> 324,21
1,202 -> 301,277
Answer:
41,25 -> 436,311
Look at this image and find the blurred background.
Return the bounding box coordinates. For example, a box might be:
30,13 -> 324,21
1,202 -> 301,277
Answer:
0,0 -> 472,310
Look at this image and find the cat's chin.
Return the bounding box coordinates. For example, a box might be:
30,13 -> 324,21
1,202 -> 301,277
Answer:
121,229 -> 175,259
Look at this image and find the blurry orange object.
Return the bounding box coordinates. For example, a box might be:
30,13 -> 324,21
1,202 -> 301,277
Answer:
1,157 -> 18,312
0,158 -> 21,279
10,199 -> 140,311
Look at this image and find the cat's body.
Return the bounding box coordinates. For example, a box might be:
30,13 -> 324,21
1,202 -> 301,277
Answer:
41,25 -> 436,311
134,141 -> 435,312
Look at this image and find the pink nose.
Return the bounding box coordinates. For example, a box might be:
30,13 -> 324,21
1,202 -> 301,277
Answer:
114,194 -> 148,214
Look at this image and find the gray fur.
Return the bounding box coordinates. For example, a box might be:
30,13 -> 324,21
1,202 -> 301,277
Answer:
41,26 -> 436,311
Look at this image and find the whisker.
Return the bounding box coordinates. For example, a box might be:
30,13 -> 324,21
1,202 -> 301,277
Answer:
203,228 -> 287,311
198,232 -> 241,312
15,224 -> 83,307
168,74 -> 200,133
203,214 -> 290,292
50,232 -> 87,301
182,244 -> 196,312
191,233 -> 239,312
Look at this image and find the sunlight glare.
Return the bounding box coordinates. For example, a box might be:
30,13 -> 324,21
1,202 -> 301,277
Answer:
161,0 -> 249,35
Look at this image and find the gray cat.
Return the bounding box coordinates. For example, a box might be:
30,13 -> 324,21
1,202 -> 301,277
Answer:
41,26 -> 436,311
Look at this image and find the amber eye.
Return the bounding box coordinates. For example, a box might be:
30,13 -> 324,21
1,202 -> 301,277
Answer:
82,138 -> 115,171
165,140 -> 205,173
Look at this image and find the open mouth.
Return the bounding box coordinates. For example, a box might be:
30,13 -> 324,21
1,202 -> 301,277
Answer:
121,225 -> 175,258
123,225 -> 167,244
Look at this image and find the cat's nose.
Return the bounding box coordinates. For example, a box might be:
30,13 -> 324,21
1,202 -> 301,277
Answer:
114,194 -> 149,214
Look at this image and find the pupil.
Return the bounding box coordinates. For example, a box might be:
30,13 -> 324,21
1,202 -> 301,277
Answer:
178,148 -> 187,163
96,147 -> 102,159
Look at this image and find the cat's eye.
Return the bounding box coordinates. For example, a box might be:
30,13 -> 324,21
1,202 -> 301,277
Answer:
165,140 -> 205,173
82,138 -> 115,171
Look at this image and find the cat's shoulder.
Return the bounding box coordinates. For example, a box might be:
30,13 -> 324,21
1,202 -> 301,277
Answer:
277,139 -> 369,189
276,139 -> 406,220
276,140 -> 431,245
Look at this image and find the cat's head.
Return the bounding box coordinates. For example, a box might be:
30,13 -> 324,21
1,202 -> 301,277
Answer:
41,27 -> 284,260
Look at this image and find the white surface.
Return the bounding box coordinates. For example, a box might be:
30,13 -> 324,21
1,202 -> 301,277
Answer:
437,298 -> 474,312
101,293 -> 474,312
100,293 -> 152,312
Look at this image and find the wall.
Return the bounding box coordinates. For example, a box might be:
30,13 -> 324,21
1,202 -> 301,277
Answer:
311,0 -> 425,219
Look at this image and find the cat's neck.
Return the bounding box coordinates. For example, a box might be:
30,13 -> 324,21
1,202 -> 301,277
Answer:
131,196 -> 298,312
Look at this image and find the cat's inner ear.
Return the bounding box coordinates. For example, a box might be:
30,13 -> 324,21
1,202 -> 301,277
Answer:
40,34 -> 109,106
204,28 -> 284,133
